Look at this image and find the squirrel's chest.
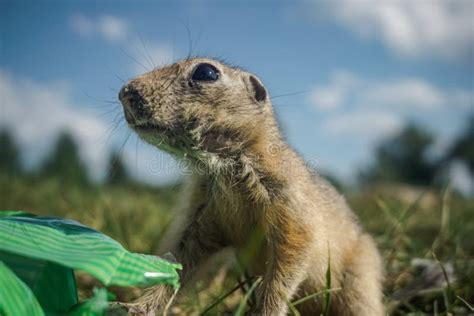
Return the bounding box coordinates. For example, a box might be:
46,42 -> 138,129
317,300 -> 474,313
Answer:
207,194 -> 264,247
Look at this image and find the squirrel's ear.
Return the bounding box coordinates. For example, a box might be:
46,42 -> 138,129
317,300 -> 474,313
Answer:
246,75 -> 267,103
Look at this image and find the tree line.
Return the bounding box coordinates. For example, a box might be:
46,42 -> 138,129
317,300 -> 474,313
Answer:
359,116 -> 473,191
0,130 -> 131,186
0,115 -> 472,191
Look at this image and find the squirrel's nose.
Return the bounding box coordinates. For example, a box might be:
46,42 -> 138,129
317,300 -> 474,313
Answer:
119,84 -> 141,109
118,83 -> 151,124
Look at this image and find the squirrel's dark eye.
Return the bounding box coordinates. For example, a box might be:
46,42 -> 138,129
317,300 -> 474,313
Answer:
192,63 -> 219,81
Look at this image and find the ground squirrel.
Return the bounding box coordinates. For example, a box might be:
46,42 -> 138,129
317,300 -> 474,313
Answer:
119,58 -> 384,315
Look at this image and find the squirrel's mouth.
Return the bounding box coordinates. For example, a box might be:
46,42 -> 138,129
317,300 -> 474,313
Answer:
129,121 -> 167,133
121,106 -> 165,133
130,121 -> 191,159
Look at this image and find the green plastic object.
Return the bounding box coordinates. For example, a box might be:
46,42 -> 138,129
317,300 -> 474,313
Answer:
0,261 -> 44,316
0,251 -> 77,313
0,211 -> 182,315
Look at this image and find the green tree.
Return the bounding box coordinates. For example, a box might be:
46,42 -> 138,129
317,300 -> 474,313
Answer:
448,115 -> 474,175
106,151 -> 131,185
41,132 -> 89,185
0,128 -> 22,177
360,123 -> 437,186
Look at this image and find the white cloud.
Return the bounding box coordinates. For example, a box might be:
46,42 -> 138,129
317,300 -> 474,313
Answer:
322,110 -> 403,139
312,0 -> 474,60
309,71 -> 358,110
309,71 -> 471,111
98,16 -> 129,42
0,71 -> 110,178
70,14 -> 128,43
311,70 -> 472,148
367,79 -> 445,109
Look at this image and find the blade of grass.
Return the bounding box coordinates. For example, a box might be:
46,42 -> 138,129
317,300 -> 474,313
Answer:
440,184 -> 452,238
432,251 -> 454,313
243,270 -> 257,307
233,277 -> 262,316
200,277 -> 256,315
290,288 -> 342,307
431,183 -> 452,252
286,297 -> 301,316
456,295 -> 474,312
323,244 -> 332,316
383,189 -> 428,238
163,287 -> 179,316
376,198 -> 398,227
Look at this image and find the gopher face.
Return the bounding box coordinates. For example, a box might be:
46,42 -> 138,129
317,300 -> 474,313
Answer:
119,58 -> 273,158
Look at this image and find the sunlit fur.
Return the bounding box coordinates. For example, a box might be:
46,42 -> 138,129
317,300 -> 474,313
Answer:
120,58 -> 384,316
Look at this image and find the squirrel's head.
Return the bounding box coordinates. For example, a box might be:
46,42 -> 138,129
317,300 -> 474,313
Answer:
119,58 -> 278,161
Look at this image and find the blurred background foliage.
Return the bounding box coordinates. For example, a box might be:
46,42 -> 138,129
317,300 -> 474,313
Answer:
1,115 -> 473,193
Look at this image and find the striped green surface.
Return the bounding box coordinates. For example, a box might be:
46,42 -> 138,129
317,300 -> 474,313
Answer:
0,251 -> 78,313
0,261 -> 44,316
0,211 -> 181,288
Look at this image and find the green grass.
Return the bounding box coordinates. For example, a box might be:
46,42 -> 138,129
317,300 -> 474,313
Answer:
1,175 -> 473,315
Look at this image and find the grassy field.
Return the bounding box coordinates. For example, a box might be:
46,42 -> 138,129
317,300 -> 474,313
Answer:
1,175 -> 473,315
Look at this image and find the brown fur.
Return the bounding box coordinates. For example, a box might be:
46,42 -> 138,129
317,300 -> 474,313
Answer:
119,58 -> 384,315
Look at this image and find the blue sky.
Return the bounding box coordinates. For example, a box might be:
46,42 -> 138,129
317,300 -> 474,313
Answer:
1,0 -> 473,187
